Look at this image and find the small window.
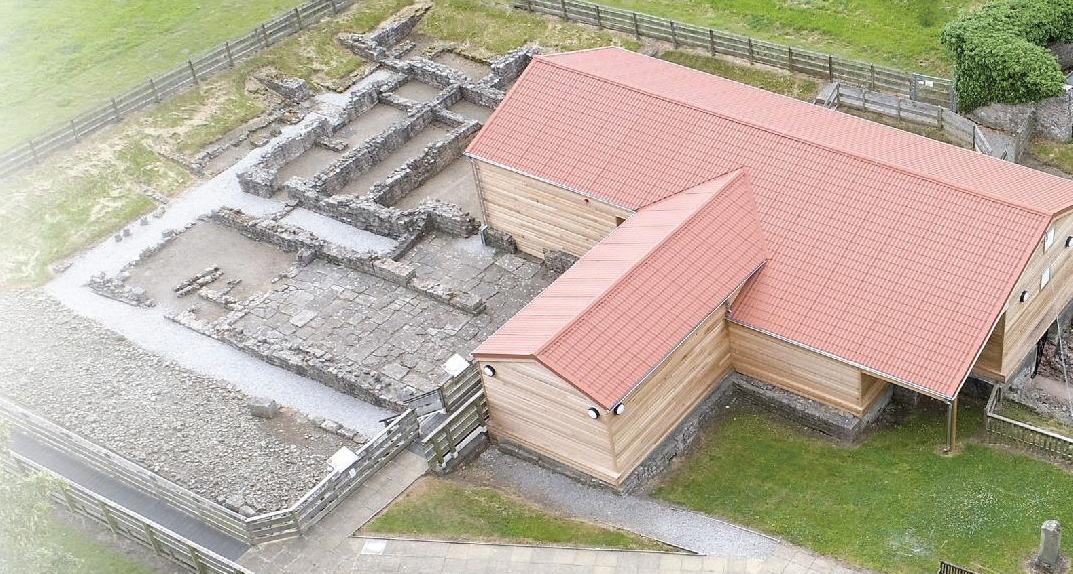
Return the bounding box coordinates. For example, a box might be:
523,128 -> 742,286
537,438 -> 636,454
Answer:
1042,267 -> 1052,289
1020,290 -> 1029,303
1046,227 -> 1056,250
1066,235 -> 1073,248
614,216 -> 625,227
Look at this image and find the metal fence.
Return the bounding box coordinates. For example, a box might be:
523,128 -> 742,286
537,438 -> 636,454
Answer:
0,0 -> 358,179
513,0 -> 955,109
937,561 -> 978,574
985,386 -> 1073,461
3,454 -> 252,574
0,395 -> 418,544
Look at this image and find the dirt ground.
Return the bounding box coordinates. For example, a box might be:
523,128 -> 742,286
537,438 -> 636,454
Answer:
392,80 -> 443,102
335,103 -> 408,148
124,220 -> 296,319
433,52 -> 492,81
394,159 -> 481,217
449,99 -> 493,122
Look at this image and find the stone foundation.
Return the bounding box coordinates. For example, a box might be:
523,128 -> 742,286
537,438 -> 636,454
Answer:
734,374 -> 890,441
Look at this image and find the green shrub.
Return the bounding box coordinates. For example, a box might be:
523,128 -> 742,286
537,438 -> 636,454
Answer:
941,0 -> 1070,111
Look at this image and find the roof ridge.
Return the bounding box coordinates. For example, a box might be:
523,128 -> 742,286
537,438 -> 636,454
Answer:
535,50 -> 1052,218
533,168 -> 749,362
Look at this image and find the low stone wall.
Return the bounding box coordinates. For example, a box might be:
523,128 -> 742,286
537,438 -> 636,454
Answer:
237,117 -> 330,197
480,226 -> 517,253
485,46 -> 538,89
969,87 -> 1073,144
370,120 -> 481,207
211,208 -> 483,314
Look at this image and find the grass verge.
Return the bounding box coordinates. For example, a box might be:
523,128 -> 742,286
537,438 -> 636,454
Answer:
364,477 -> 674,551
1028,139 -> 1073,177
654,405 -> 1073,573
43,518 -> 156,574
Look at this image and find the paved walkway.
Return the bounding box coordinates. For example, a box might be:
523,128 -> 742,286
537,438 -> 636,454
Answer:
10,431 -> 249,560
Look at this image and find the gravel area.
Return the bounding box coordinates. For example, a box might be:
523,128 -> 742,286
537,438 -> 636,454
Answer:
459,449 -> 780,557
0,289 -> 364,514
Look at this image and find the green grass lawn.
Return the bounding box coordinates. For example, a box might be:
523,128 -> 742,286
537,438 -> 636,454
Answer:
659,50 -> 819,100
594,0 -> 974,75
364,477 -> 674,551
0,0 -> 313,150
654,405 -> 1073,573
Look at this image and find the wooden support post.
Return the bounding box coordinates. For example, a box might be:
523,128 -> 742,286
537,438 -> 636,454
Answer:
149,77 -> 160,103
828,55 -> 834,81
188,59 -> 198,84
973,125 -> 978,151
526,0 -> 533,10
748,37 -> 754,64
938,107 -> 944,129
100,500 -> 119,533
70,119 -> 79,142
329,0 -> 338,13
111,97 -> 121,122
870,64 -> 876,90
594,5 -> 601,28
669,20 -> 677,48
560,0 -> 567,19
945,397 -> 958,453
28,139 -> 38,163
709,29 -> 716,55
294,7 -> 303,30
144,523 -> 163,555
189,545 -> 209,574
225,41 -> 234,67
632,12 -> 640,39
61,487 -> 77,512
896,97 -> 902,120
261,24 -> 270,47
787,47 -> 793,72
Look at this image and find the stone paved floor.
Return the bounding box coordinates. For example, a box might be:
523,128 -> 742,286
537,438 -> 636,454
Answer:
232,234 -> 556,393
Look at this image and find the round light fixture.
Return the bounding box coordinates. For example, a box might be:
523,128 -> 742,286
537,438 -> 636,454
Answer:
482,364 -> 496,377
587,407 -> 600,419
1020,290 -> 1029,303
613,403 -> 625,416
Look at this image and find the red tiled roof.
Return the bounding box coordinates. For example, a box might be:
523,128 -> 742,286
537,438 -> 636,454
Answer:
468,47 -> 1063,400
475,170 -> 767,408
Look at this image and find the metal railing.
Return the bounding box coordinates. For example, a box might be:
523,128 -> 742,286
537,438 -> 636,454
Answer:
513,0 -> 955,109
937,560 -> 978,574
0,395 -> 418,544
0,0 -> 358,179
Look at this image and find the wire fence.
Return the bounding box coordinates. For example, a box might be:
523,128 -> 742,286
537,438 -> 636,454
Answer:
513,0 -> 955,109
0,0 -> 358,179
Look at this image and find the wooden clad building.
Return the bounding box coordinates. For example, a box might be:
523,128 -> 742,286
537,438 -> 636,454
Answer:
465,47 -> 1073,487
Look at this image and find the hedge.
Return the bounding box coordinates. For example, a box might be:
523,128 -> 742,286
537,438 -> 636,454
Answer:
941,0 -> 1071,111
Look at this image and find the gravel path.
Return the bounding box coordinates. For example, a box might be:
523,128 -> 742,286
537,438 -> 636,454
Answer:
459,449 -> 780,557
0,290 -> 361,514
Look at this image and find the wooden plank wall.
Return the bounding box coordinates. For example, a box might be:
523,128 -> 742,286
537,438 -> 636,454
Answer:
728,323 -> 869,415
607,306 -> 733,479
473,159 -> 633,259
480,359 -> 619,484
1001,211 -> 1073,379
971,315 -> 1004,381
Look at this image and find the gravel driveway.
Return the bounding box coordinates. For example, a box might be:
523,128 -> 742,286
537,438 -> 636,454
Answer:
0,289 -> 361,514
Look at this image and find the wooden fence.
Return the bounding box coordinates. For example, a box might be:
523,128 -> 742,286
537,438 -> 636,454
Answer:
403,362 -> 482,416
513,0 -> 955,109
4,454 -> 252,574
0,395 -> 419,544
826,83 -> 1004,159
421,389 -> 489,472
0,0 -> 358,179
985,386 -> 1073,461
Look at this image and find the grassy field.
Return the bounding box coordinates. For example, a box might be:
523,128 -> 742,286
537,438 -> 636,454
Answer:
654,405 -> 1073,573
596,0 -> 975,75
659,50 -> 819,100
0,0 -> 312,150
364,477 -> 673,550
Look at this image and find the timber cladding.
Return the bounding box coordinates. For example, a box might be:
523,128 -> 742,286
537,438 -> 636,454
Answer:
479,306 -> 735,487
1000,210 -> 1073,380
727,322 -> 881,416
472,159 -> 633,259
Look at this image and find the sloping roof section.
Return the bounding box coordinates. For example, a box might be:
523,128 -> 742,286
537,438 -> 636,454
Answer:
475,170 -> 767,408
468,47 -> 1063,399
